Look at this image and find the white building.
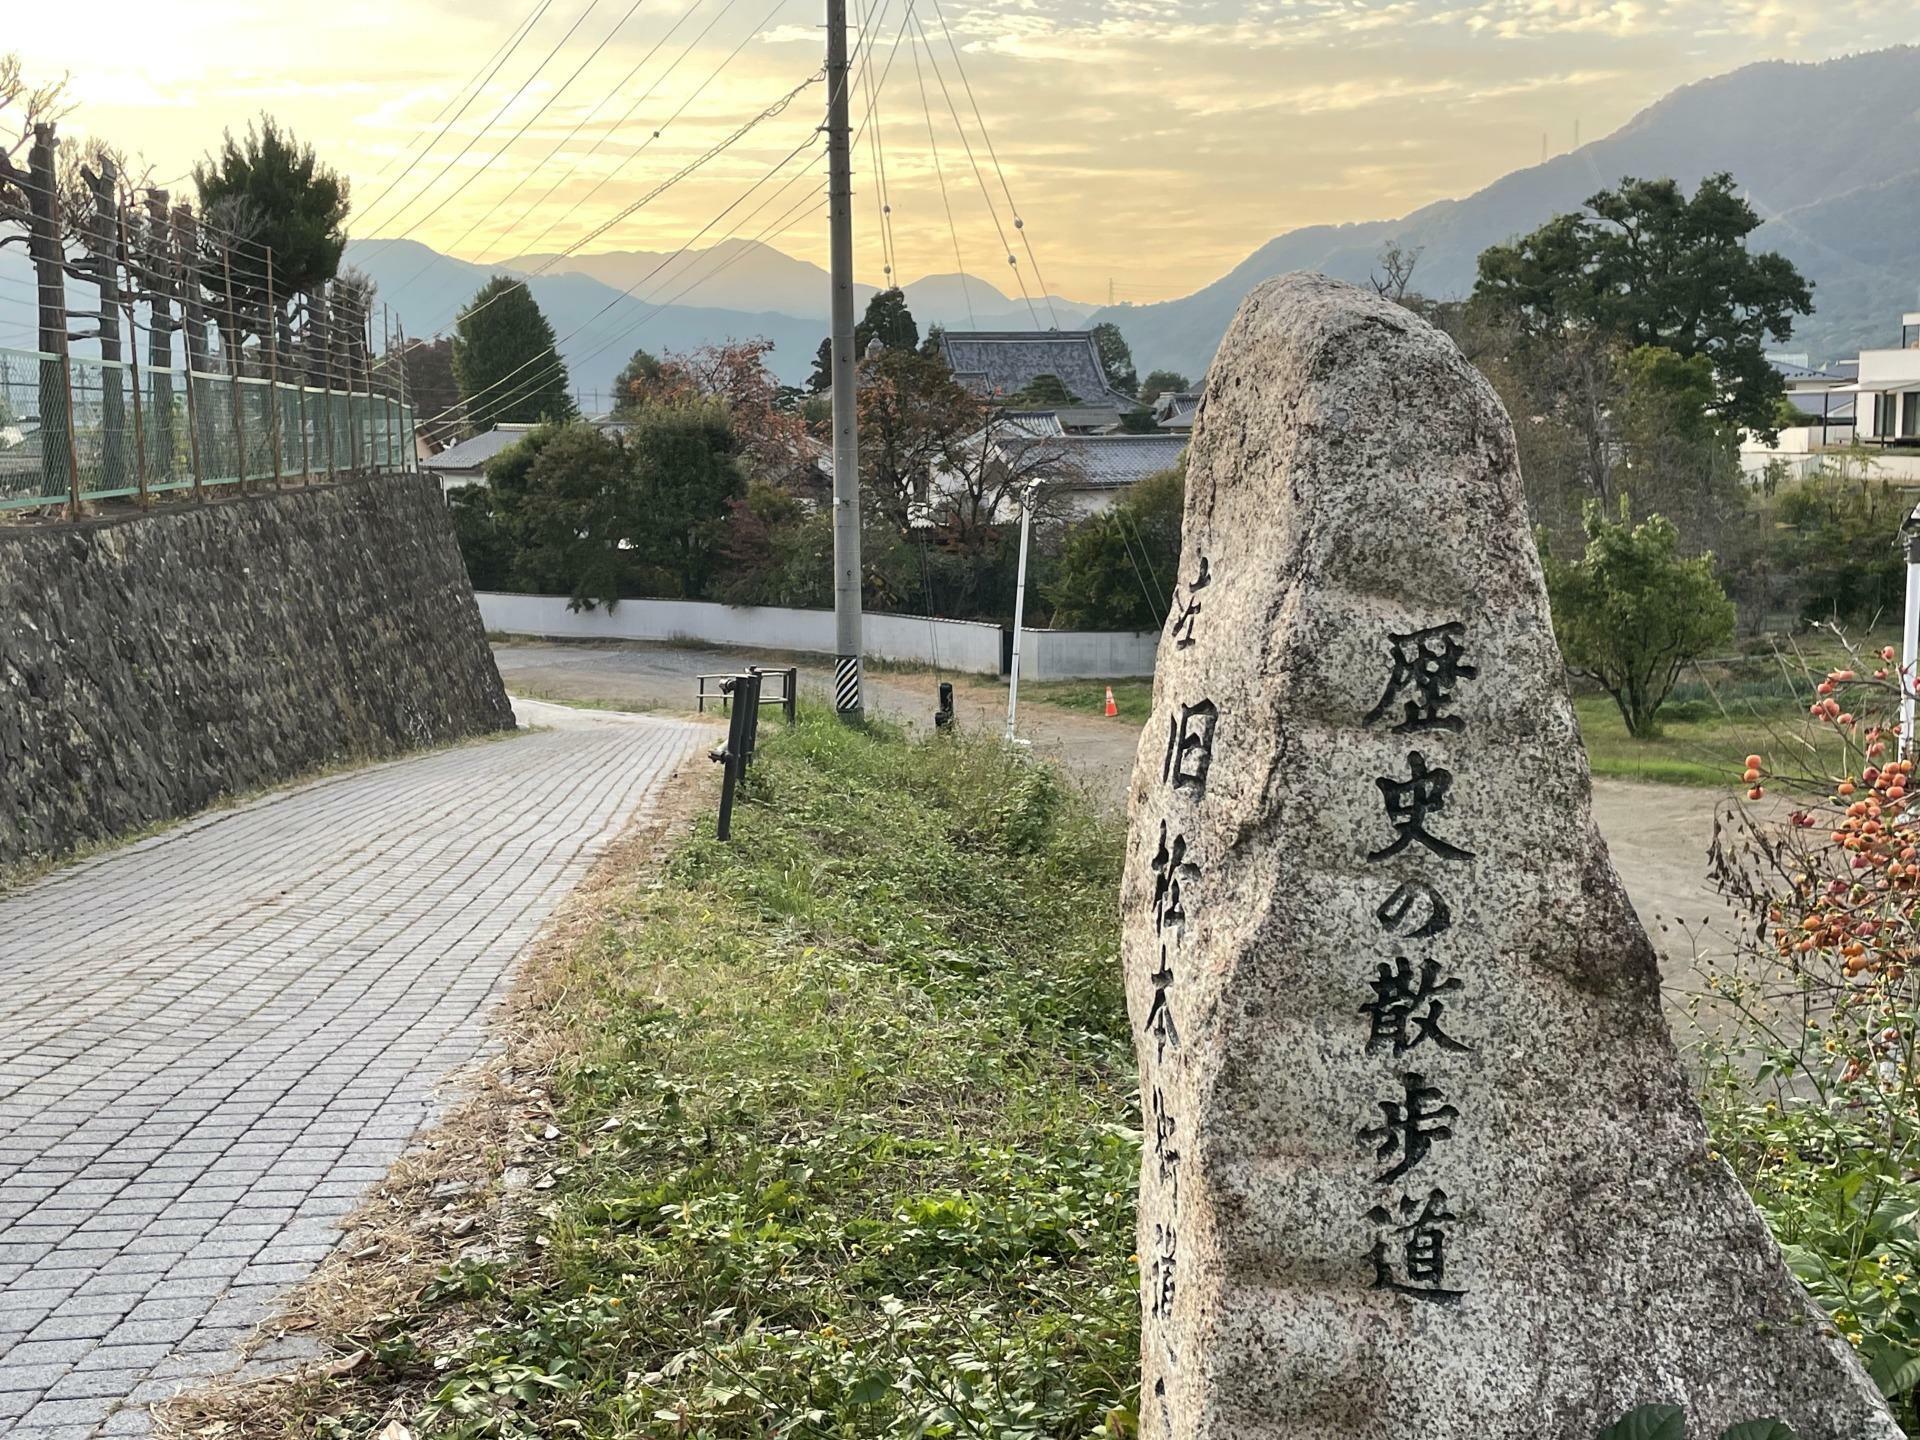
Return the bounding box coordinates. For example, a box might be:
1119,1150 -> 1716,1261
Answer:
1744,312 -> 1920,482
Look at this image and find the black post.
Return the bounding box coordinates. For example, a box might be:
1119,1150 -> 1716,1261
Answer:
783,666 -> 798,725
712,678 -> 749,842
740,671 -> 764,772
935,682 -> 955,732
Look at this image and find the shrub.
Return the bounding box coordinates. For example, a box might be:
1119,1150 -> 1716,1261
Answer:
1544,499 -> 1735,736
1703,644 -> 1920,1430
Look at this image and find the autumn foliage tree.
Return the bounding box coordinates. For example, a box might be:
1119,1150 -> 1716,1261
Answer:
613,338 -> 809,486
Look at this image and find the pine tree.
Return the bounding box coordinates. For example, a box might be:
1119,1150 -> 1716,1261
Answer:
452,277 -> 576,434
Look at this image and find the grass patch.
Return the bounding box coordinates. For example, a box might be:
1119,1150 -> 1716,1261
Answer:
197,709 -> 1139,1440
1022,679 -> 1153,725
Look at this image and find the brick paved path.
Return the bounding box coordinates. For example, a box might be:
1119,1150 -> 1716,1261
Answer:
0,702 -> 706,1437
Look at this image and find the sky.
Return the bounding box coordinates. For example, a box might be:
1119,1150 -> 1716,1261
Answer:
6,0 -> 1916,306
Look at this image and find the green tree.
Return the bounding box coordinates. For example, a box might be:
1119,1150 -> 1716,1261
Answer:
1047,465 -> 1184,630
193,114 -> 349,334
626,401 -> 745,598
1139,369 -> 1191,405
452,277 -> 575,434
1544,501 -> 1735,737
1473,173 -> 1812,439
809,287 -> 921,391
1092,321 -> 1137,397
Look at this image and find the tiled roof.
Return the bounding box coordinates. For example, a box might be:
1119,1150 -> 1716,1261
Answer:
998,432 -> 1187,489
938,330 -> 1136,409
419,424 -> 541,472
1153,391 -> 1201,429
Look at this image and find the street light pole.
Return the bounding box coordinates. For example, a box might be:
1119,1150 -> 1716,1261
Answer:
827,0 -> 863,720
1005,478 -> 1043,743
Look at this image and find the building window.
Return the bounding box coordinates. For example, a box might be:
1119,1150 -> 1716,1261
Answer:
1905,391 -> 1920,439
1875,392 -> 1898,438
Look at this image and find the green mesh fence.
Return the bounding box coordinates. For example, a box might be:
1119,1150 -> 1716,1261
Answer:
0,347 -> 417,511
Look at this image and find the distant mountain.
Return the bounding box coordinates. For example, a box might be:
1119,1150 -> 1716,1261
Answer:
503,240 -> 1095,333
1092,46 -> 1920,380
0,230 -> 1098,394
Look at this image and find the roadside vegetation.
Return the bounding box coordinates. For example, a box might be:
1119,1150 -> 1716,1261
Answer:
171,713 -> 1139,1439
1698,640 -> 1920,1427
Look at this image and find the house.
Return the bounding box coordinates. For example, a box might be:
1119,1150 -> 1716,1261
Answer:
1743,314 -> 1920,481
922,425 -> 1186,526
419,417 -> 665,493
418,423 -> 542,491
937,330 -> 1141,422
1151,390 -> 1201,432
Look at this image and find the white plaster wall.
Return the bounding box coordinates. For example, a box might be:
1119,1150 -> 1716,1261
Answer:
1023,627 -> 1159,678
476,593 -> 1006,673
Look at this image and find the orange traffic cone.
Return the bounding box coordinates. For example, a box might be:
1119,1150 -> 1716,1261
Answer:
1104,686 -> 1118,718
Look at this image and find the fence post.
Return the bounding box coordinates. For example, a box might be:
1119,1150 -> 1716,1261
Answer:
116,197 -> 149,507
712,678 -> 750,841
174,205 -> 207,499
321,290 -> 341,480
26,124 -> 79,511
142,190 -> 176,487
85,159 -> 128,496
221,238 -> 247,492
295,295 -> 312,484
265,245 -> 284,487
784,666 -> 798,724
395,319 -> 413,474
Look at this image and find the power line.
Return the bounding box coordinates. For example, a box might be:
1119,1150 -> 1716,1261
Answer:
923,0 -> 1056,326
409,75 -> 824,428
387,0 -> 651,274
910,9 -> 1037,328
365,2 -> 551,186
852,0 -> 897,285
907,20 -> 974,327
465,0 -> 717,266
436,131 -> 824,425
351,0 -> 558,231
492,0 -> 761,265
356,0 -> 599,241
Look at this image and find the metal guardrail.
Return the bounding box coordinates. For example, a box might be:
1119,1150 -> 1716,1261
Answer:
697,665 -> 798,722
705,666 -> 798,841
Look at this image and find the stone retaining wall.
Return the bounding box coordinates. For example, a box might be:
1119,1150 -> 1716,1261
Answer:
0,477 -> 515,867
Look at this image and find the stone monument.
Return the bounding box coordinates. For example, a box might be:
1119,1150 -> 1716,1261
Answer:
1122,272 -> 1901,1438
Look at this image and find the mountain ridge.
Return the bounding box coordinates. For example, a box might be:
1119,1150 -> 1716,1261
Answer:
1088,45 -> 1920,379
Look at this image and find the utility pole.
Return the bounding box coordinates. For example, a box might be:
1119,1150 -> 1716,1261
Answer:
827,0 -> 863,721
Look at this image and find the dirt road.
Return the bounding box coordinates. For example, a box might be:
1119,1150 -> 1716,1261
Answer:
492,640 -> 1745,999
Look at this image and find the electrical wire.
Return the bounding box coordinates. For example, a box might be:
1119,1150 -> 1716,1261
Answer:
908,22 -> 974,327
385,0 -> 651,276
356,0 -> 598,242
351,0 -> 558,231
493,0 -> 762,265
924,0 -> 1056,326
407,81 -> 823,428
910,9 -> 1036,328
366,1 -> 551,185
